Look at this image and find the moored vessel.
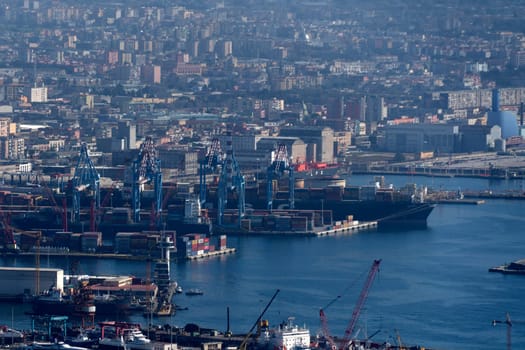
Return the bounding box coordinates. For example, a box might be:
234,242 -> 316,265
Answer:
0,325 -> 25,345
257,317 -> 311,350
98,322 -> 154,350
242,176 -> 435,229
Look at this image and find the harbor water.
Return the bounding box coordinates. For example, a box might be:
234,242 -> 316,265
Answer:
1,174 -> 525,350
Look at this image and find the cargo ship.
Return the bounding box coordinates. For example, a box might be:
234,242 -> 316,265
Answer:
240,177 -> 435,229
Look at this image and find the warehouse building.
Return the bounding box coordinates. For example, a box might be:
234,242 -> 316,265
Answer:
0,267 -> 63,299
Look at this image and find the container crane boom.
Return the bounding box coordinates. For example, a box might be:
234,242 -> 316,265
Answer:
266,143 -> 294,212
217,132 -> 245,226
342,259 -> 381,349
199,138 -> 222,206
132,137 -> 162,227
72,143 -> 100,223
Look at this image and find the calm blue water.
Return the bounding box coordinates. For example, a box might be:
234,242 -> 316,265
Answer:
1,174 -> 525,350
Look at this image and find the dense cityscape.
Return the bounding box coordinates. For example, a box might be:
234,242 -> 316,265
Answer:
0,0 -> 524,349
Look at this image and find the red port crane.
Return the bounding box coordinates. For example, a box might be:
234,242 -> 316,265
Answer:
319,296 -> 340,350
319,259 -> 381,350
342,259 -> 381,349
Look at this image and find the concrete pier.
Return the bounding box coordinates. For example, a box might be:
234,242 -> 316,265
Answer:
313,221 -> 378,236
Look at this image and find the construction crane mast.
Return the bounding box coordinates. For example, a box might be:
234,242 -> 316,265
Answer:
199,138 -> 223,206
132,137 -> 162,227
72,143 -> 100,225
266,143 -> 294,212
341,259 -> 381,349
217,132 -> 245,226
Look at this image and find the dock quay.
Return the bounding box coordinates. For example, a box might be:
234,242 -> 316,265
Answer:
224,221 -> 377,237
463,190 -> 525,200
355,152 -> 525,179
313,221 -> 378,236
186,247 -> 236,260
426,198 -> 485,205
15,250 -> 157,261
14,249 -> 237,262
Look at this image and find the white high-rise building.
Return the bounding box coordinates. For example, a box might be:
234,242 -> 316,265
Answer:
30,86 -> 48,103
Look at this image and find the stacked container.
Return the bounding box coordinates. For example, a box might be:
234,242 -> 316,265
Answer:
80,232 -> 101,252
176,233 -> 214,258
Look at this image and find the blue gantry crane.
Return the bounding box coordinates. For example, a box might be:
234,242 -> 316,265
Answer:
132,136 -> 162,227
72,143 -> 100,225
266,143 -> 294,212
217,133 -> 245,226
199,138 -> 223,206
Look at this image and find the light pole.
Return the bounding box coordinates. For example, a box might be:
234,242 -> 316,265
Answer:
321,199 -> 324,226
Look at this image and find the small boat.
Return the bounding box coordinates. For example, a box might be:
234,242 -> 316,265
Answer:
0,325 -> 24,344
175,286 -> 183,294
30,341 -> 91,350
65,330 -> 97,348
98,324 -> 152,350
185,288 -> 203,296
